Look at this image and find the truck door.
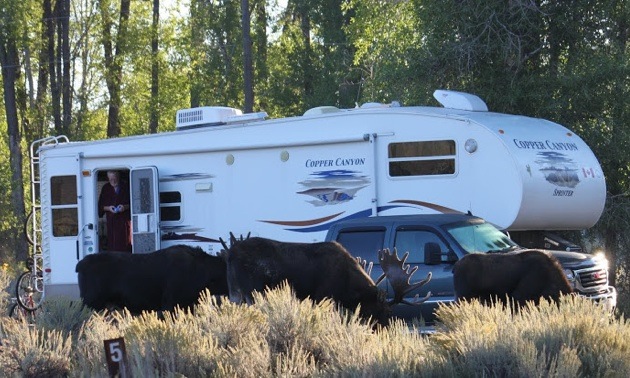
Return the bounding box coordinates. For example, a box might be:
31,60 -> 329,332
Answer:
130,167 -> 160,253
332,227 -> 389,291
391,227 -> 456,322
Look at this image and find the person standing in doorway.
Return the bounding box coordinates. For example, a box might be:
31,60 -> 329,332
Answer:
98,170 -> 132,252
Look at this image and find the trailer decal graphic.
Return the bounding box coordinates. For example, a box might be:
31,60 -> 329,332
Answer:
161,225 -> 220,242
534,151 -> 580,188
161,233 -> 220,242
261,199 -> 458,233
159,173 -> 214,182
259,212 -> 344,226
389,200 -> 463,214
284,206 -> 403,233
298,169 -> 370,206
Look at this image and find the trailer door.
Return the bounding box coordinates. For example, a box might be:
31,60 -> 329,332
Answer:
44,154 -> 82,285
130,167 -> 160,253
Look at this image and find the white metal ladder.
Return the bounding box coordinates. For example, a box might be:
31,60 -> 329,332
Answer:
27,136 -> 69,266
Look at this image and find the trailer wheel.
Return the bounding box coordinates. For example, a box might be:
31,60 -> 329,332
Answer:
24,210 -> 34,246
15,271 -> 43,311
9,302 -> 38,323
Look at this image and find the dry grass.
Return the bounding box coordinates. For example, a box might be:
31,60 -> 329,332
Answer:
0,280 -> 628,377
433,295 -> 630,377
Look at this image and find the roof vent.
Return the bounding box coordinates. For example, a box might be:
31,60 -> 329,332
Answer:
303,106 -> 341,116
176,107 -> 243,129
175,107 -> 267,129
225,111 -> 268,124
357,101 -> 401,109
360,102 -> 384,109
433,89 -> 488,112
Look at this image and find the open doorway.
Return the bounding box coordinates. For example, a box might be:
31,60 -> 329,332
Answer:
96,169 -> 132,252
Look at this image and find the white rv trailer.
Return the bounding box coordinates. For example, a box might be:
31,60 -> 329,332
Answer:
29,90 -> 606,298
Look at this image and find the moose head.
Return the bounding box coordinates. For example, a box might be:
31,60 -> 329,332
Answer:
221,234 -> 432,326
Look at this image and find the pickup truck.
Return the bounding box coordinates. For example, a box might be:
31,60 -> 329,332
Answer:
324,213 -> 617,325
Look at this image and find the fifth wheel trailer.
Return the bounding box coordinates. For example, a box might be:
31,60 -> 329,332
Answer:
28,89 -> 608,299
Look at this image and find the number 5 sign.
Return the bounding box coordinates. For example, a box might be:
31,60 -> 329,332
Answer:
104,337 -> 128,377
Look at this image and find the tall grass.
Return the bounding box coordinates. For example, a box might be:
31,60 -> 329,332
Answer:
433,296 -> 630,377
0,280 -> 628,377
0,268 -> 12,311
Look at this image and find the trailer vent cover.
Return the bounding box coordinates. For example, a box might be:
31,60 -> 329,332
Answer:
176,107 -> 243,129
303,106 -> 340,116
433,89 -> 488,112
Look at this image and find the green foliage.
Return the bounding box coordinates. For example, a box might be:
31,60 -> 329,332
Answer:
188,0 -> 244,109
0,268 -> 11,310
116,1 -> 190,136
409,0 -> 550,110
265,0 -> 355,116
344,0 -> 421,104
0,0 -> 32,44
0,136 -> 21,265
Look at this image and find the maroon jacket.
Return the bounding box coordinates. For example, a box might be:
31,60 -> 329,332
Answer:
98,182 -> 131,252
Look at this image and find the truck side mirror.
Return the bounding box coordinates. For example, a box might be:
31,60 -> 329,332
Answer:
424,242 -> 443,265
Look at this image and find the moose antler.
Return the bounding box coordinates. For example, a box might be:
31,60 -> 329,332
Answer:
376,248 -> 432,306
356,257 -> 374,277
219,238 -> 230,251
229,231 -> 251,245
219,232 -> 252,252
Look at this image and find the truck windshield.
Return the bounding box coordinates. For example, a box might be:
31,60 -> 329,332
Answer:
444,221 -> 519,254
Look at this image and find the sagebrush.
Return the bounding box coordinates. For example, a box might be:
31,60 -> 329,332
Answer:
0,281 -> 628,377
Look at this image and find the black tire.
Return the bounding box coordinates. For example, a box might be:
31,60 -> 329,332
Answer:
24,210 -> 34,246
15,271 -> 43,311
9,302 -> 38,323
8,302 -> 18,318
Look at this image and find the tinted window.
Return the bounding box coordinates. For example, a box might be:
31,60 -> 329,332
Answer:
160,191 -> 181,203
160,191 -> 182,221
388,140 -> 455,157
394,230 -> 448,263
389,159 -> 455,176
335,230 -> 385,263
445,221 -> 517,253
50,175 -> 78,237
388,140 -> 456,177
51,176 -> 77,206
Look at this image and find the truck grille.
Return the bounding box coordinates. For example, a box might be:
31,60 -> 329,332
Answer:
575,267 -> 608,293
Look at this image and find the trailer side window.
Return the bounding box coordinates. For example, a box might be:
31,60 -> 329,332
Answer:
50,175 -> 78,237
160,191 -> 181,221
388,140 -> 456,177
